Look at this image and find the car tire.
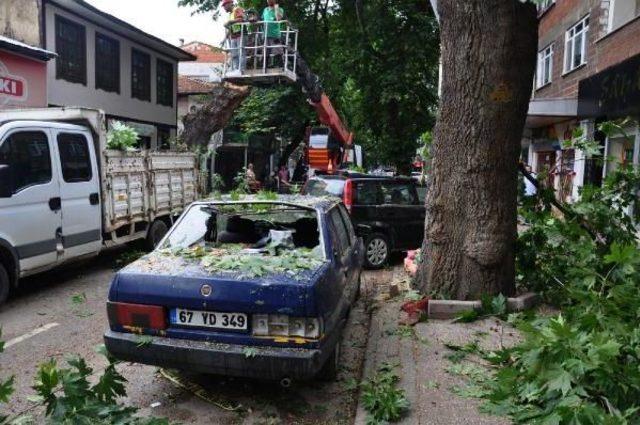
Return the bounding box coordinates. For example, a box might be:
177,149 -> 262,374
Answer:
364,233 -> 390,269
145,220 -> 169,251
0,263 -> 10,306
318,342 -> 340,381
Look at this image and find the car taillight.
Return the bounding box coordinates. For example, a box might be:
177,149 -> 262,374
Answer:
343,179 -> 354,213
252,314 -> 322,339
107,301 -> 167,331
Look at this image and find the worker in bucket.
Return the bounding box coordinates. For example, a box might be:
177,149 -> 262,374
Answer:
262,0 -> 285,68
223,0 -> 245,72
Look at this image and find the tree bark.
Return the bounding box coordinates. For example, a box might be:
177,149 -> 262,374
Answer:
181,83 -> 251,148
416,0 -> 538,300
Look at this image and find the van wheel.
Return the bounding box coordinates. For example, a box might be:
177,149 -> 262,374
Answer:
0,263 -> 10,305
364,233 -> 390,269
318,342 -> 340,381
145,220 -> 169,251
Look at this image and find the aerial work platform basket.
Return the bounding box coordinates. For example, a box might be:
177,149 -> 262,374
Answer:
221,20 -> 298,85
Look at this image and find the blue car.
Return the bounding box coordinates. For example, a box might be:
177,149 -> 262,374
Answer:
104,195 -> 363,383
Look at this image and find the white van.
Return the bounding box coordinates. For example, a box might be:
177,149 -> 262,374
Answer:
0,108 -> 199,304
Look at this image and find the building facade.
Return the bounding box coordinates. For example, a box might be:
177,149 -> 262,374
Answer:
525,0 -> 640,202
0,0 -> 195,149
179,41 -> 225,83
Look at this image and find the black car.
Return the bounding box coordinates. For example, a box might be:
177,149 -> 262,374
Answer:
302,172 -> 425,268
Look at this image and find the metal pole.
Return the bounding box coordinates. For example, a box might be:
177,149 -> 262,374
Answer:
284,23 -> 290,71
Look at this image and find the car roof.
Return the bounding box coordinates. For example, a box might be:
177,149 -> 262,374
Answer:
195,194 -> 342,212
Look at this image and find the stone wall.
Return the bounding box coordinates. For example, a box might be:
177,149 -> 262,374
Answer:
0,0 -> 42,47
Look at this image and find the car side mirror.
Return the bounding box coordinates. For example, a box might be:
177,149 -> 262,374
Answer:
0,164 -> 13,198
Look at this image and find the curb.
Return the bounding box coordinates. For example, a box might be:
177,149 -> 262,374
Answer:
427,292 -> 541,320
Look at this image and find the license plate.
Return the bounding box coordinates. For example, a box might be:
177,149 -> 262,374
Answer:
170,308 -> 248,331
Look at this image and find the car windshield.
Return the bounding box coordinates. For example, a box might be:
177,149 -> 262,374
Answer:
162,202 -> 324,259
304,179 -> 345,197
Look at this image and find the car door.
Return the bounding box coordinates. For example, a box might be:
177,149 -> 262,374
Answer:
52,130 -> 102,260
337,204 -> 363,301
378,181 -> 425,250
0,128 -> 62,272
328,207 -> 354,313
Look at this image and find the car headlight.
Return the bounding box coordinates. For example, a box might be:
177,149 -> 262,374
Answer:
252,314 -> 322,339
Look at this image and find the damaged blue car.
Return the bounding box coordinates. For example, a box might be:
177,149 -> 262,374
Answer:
104,195 -> 364,383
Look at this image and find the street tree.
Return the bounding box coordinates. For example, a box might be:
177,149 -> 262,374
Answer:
415,0 -> 538,299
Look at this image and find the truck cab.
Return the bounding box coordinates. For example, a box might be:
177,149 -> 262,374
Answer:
0,121 -> 102,282
0,108 -> 200,305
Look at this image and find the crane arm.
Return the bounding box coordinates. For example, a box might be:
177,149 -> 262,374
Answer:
295,53 -> 353,146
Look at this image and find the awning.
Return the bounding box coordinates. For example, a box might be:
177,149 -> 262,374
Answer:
526,98 -> 578,128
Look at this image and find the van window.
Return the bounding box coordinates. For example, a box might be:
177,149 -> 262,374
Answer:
381,182 -> 418,205
354,181 -> 380,205
0,131 -> 52,193
57,133 -> 92,183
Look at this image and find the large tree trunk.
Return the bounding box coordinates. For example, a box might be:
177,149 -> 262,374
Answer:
181,83 -> 251,148
416,0 -> 537,300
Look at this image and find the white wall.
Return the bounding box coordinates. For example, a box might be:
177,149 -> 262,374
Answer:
45,4 -> 178,128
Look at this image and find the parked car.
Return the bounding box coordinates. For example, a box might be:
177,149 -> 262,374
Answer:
0,108 -> 198,305
302,172 -> 425,269
104,195 -> 363,384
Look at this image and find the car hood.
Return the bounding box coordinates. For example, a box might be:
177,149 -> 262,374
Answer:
109,252 -> 329,317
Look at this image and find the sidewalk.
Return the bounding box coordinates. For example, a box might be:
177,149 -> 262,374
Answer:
355,267 -> 516,425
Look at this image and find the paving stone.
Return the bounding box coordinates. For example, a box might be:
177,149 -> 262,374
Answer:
428,299 -> 482,320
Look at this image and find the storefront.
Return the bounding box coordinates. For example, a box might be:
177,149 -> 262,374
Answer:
579,52 -> 640,180
0,36 -> 55,110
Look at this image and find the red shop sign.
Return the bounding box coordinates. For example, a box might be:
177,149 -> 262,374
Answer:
0,60 -> 27,104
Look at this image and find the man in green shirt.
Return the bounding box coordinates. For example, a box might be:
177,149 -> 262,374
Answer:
262,0 -> 285,68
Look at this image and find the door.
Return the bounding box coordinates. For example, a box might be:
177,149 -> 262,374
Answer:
328,207 -> 356,315
536,151 -> 557,189
378,181 -> 425,250
53,131 -> 102,260
0,128 -> 62,272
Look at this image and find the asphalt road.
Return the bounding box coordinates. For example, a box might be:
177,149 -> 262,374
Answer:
0,248 -> 376,424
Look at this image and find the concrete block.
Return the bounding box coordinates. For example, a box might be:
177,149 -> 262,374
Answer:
428,299 -> 481,320
507,292 -> 540,312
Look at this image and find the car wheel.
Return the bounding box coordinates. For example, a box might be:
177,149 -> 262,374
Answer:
364,233 -> 390,269
0,263 -> 10,305
318,342 -> 340,381
145,220 -> 169,250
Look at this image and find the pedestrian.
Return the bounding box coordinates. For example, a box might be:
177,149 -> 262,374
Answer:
277,165 -> 291,193
246,163 -> 259,191
262,0 -> 285,68
223,0 -> 246,72
524,165 -> 537,197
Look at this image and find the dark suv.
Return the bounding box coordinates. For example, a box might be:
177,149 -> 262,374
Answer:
302,173 -> 425,268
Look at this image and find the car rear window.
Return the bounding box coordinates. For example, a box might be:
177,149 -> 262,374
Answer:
304,178 -> 345,197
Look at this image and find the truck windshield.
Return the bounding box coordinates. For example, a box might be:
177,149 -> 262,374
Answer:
161,203 -> 323,257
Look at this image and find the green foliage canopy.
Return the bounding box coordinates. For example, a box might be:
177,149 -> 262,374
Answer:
178,0 -> 440,169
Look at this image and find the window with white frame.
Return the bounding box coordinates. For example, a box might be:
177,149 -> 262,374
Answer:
564,16 -> 589,73
536,44 -> 553,88
537,0 -> 555,13
607,0 -> 640,33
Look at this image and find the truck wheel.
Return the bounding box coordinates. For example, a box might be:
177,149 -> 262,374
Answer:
0,263 -> 10,305
364,233 -> 390,269
318,342 -> 340,381
145,220 -> 169,251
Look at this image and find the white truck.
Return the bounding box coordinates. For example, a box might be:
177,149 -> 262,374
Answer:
0,108 -> 199,303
